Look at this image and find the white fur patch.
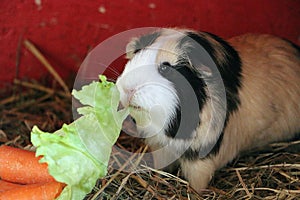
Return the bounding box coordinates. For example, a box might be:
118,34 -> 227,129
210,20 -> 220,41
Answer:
116,49 -> 179,138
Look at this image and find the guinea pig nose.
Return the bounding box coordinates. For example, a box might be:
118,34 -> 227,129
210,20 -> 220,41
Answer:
126,88 -> 136,102
120,88 -> 136,108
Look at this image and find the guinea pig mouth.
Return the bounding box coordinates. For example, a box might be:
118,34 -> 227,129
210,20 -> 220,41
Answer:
118,101 -> 142,111
128,97 -> 144,111
128,100 -> 151,113
129,104 -> 143,111
131,105 -> 141,109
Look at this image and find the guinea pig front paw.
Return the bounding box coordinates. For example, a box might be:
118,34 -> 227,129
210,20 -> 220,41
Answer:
180,159 -> 216,193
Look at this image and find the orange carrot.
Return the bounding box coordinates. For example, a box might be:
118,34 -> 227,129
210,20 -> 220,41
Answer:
0,181 -> 65,200
0,145 -> 55,184
0,180 -> 23,192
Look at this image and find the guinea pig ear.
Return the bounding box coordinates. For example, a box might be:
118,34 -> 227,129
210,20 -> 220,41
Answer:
125,31 -> 161,59
125,37 -> 139,59
186,46 -> 214,78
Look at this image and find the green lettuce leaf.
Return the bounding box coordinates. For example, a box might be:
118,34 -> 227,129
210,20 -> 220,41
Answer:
31,75 -> 129,200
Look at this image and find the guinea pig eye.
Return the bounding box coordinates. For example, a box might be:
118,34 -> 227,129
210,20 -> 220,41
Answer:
158,62 -> 171,75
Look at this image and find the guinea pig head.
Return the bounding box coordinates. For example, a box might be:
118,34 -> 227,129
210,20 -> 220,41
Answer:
116,30 -> 182,138
116,29 -> 240,156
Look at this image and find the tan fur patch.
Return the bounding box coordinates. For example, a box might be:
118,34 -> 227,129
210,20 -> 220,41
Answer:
213,34 -> 300,168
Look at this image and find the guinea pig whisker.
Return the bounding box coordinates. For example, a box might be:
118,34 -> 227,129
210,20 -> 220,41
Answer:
106,77 -> 116,82
105,67 -> 121,81
107,66 -> 121,75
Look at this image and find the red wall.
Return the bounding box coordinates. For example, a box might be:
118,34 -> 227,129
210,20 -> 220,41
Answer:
1,0 -> 299,88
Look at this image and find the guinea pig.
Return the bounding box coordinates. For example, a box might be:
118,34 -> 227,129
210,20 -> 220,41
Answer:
115,28 -> 300,193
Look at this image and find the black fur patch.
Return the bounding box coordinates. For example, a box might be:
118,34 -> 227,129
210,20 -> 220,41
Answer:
183,32 -> 242,111
132,31 -> 161,54
175,31 -> 242,160
158,62 -> 207,139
